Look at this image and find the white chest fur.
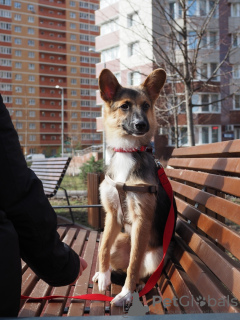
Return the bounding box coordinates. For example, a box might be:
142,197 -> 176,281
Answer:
100,153 -> 135,225
111,153 -> 135,183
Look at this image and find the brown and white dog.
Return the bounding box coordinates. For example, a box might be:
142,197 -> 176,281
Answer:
92,68 -> 176,306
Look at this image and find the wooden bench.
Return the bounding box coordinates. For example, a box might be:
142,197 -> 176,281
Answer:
19,140 -> 240,318
30,157 -> 74,224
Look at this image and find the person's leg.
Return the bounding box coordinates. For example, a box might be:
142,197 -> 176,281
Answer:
0,210 -> 21,317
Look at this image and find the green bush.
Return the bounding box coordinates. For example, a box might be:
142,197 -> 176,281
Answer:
79,156 -> 104,184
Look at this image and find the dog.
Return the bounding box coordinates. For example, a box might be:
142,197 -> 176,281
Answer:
92,68 -> 177,306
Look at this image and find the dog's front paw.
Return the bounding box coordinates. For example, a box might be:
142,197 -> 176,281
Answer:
111,286 -> 132,306
92,270 -> 111,292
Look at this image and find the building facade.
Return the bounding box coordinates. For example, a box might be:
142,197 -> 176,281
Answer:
0,0 -> 102,156
95,0 -> 240,159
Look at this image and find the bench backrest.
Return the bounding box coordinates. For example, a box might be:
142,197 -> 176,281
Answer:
165,139 -> 240,312
30,157 -> 71,198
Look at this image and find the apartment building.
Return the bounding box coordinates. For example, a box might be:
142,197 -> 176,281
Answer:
0,0 -> 101,156
95,0 -> 240,158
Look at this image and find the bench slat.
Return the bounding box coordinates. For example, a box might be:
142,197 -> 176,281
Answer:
171,180 -> 240,225
177,219 -> 240,302
174,236 -> 239,313
166,168 -> 240,198
168,158 -> 240,175
32,168 -> 66,174
171,140 -> 240,158
145,287 -> 165,314
175,197 -> 240,260
89,233 -> 106,316
165,261 -> 210,313
31,164 -> 66,170
68,231 -> 98,316
42,228 -> 85,316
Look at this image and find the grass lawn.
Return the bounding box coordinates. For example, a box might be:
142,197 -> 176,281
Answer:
61,175 -> 86,191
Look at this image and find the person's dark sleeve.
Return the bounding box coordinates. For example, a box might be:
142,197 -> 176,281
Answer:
0,94 -> 80,286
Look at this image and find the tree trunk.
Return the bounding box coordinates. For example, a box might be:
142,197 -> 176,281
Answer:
185,82 -> 195,146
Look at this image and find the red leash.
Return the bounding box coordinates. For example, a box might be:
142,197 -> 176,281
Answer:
21,167 -> 174,302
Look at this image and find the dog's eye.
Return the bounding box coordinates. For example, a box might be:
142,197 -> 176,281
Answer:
143,103 -> 150,111
120,103 -> 129,111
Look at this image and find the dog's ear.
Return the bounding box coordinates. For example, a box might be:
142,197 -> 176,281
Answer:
99,69 -> 121,102
141,68 -> 166,103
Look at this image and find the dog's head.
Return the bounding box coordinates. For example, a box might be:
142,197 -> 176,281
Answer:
99,68 -> 166,148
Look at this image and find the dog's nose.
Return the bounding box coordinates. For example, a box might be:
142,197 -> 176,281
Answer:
135,121 -> 147,131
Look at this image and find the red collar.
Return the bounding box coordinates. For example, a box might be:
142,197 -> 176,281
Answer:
113,146 -> 152,153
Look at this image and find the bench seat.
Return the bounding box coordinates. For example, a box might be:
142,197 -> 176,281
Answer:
19,140 -> 240,317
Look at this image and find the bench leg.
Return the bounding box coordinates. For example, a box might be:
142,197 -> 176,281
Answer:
60,187 -> 75,224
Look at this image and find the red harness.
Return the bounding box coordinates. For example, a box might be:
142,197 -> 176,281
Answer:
21,149 -> 175,303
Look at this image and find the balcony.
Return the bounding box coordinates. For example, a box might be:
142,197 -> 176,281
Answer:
38,22 -> 66,31
39,34 -> 66,42
39,0 -> 65,8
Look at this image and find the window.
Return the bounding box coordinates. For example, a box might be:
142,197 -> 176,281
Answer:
70,1 -> 76,6
0,71 -> 11,78
233,65 -> 240,79
0,47 -> 11,54
28,40 -> 35,46
29,123 -> 36,129
0,59 -> 11,66
71,56 -> 77,62
0,22 -> 11,30
28,16 -> 34,23
71,67 -> 77,73
29,135 -> 36,141
128,42 -> 139,56
27,4 -> 34,11
231,3 -> 240,17
70,12 -> 76,18
28,28 -> 34,34
28,75 -> 35,81
15,50 -> 22,56
70,34 -> 76,40
192,93 -> 220,112
71,101 -> 77,107
234,95 -> 240,109
72,124 -> 78,130
16,122 -> 23,129
29,99 -> 35,105
72,112 -> 77,118
209,31 -> 218,48
15,74 -> 22,80
28,63 -> 35,70
14,13 -> 21,20
71,79 -> 77,85
0,35 -> 11,42
14,38 -> 22,45
101,46 -> 119,63
15,86 -> 22,93
14,26 -> 21,32
195,126 -> 220,144
101,19 -> 119,35
198,62 -> 220,81
127,12 -> 139,27
129,72 -> 141,86
70,45 -> 76,51
235,128 -> 240,139
29,87 -> 35,94
14,1 -> 21,8
28,51 -> 35,58
15,62 -> 22,68
71,90 -> 77,96
70,23 -> 76,29
15,99 -> 22,105
29,111 -> 35,117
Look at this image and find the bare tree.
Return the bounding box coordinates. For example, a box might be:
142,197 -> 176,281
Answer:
110,0 -> 239,146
